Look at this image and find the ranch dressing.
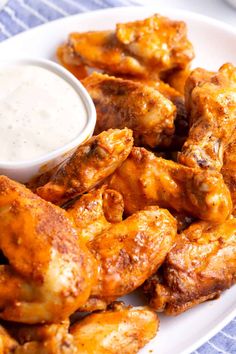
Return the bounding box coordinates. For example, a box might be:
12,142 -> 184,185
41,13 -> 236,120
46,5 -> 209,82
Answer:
0,64 -> 87,162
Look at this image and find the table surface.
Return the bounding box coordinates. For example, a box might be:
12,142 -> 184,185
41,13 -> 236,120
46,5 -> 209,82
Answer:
0,1 -> 235,353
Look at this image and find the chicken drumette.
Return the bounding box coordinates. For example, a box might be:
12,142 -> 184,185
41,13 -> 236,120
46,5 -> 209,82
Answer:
109,147 -> 232,223
36,128 -> 133,205
0,176 -> 96,324
58,14 -> 194,78
143,218 -> 236,315
82,72 -> 176,148
178,63 -> 236,170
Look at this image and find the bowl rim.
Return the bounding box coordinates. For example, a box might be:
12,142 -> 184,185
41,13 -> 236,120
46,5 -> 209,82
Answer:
0,57 -> 96,168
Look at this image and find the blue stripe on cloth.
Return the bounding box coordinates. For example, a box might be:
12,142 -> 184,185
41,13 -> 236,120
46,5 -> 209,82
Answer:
0,2 -> 235,354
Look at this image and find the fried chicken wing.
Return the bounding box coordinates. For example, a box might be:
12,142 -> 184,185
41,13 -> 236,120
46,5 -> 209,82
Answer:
144,218 -> 236,315
108,147 -> 232,223
178,63 -> 236,170
9,303 -> 158,354
68,186 -> 124,243
71,303 -> 159,354
0,176 -> 96,324
37,128 -> 133,205
86,206 -> 176,306
222,138 -> 236,216
59,14 -> 194,78
82,73 -> 176,148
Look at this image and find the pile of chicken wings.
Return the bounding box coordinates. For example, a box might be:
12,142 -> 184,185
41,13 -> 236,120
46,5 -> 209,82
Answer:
1,13 -> 235,354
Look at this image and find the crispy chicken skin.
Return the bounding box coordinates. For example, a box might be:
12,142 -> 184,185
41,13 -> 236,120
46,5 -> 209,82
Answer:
59,14 -> 194,78
222,139 -> 236,216
83,73 -> 176,148
71,303 -> 159,354
37,128 -> 133,205
0,176 -> 96,324
144,218 -> 236,315
109,147 -> 232,223
87,206 -> 176,306
7,303 -> 158,354
178,63 -> 236,170
68,186 -> 124,243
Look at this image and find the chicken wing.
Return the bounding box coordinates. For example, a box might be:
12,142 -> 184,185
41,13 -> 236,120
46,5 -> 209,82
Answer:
222,138 -> 236,216
86,206 -> 176,307
143,218 -> 236,315
108,147 -> 232,223
71,302 -> 159,354
178,63 -> 236,170
37,128 -> 133,205
67,186 -> 124,243
59,14 -> 194,78
82,73 -> 176,148
9,303 -> 158,354
0,176 -> 96,324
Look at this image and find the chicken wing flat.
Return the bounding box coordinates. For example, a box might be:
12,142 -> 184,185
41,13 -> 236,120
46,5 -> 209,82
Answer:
144,218 -> 236,315
82,73 -> 176,148
178,63 -> 236,170
9,303 -> 158,354
71,303 -> 159,354
0,176 -> 96,324
68,186 -> 124,243
86,206 -> 176,307
37,128 -> 133,205
108,147 -> 232,223
59,14 -> 194,78
222,138 -> 236,216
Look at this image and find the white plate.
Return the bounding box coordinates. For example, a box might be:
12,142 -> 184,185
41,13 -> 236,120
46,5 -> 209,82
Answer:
0,6 -> 235,354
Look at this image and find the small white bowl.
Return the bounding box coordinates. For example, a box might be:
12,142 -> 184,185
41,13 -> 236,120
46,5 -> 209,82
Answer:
0,58 -> 96,183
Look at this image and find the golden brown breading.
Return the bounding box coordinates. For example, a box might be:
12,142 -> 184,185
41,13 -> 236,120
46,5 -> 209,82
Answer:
58,14 -> 194,78
87,206 -> 176,306
108,147 -> 232,223
0,176 -> 96,324
71,303 -> 159,354
82,73 -> 176,148
37,128 -> 133,205
178,63 -> 236,170
144,218 -> 236,315
222,138 -> 236,216
67,186 -> 124,243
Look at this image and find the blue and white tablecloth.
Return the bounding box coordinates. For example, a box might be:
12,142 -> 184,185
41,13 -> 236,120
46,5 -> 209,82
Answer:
0,1 -> 235,353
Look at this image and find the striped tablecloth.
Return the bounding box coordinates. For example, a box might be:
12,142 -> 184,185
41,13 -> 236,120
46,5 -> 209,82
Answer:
0,1 -> 235,353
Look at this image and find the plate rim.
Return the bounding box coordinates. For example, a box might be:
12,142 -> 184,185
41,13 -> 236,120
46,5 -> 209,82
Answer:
0,6 -> 235,354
